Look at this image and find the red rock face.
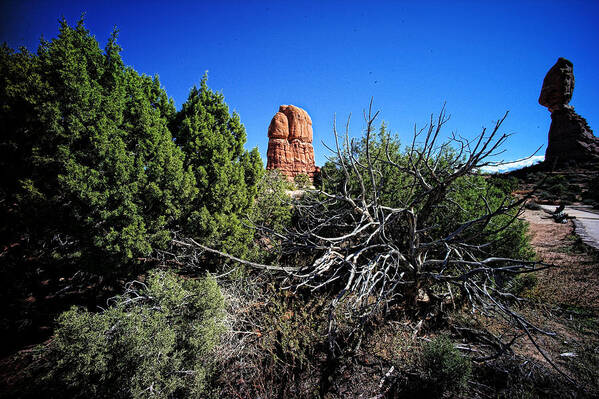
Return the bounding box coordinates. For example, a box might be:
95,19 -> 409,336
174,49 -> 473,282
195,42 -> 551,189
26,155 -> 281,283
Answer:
545,108 -> 599,165
266,105 -> 320,179
539,57 -> 574,113
539,58 -> 599,166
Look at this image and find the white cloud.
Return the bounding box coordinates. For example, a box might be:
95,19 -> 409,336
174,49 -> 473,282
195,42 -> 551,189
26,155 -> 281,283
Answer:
478,155 -> 545,174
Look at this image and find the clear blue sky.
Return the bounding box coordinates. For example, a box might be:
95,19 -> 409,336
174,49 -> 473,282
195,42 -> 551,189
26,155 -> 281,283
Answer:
2,1 -> 598,166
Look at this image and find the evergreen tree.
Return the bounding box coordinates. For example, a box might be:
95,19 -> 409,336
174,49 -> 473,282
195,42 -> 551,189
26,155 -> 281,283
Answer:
0,18 -> 196,266
172,77 -> 263,258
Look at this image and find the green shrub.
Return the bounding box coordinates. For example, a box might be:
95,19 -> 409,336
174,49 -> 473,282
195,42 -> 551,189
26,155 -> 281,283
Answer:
45,270 -> 224,398
545,175 -> 567,186
250,170 -> 292,232
321,124 -> 535,262
1,18 -> 268,271
430,174 -> 535,261
544,175 -> 568,197
261,289 -> 325,371
218,285 -> 327,398
548,183 -> 567,196
421,335 -> 472,393
488,175 -> 520,195
294,173 -> 311,189
508,272 -> 538,297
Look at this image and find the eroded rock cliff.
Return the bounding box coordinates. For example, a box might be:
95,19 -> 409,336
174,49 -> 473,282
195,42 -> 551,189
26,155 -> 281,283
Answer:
266,105 -> 320,180
539,57 -> 599,166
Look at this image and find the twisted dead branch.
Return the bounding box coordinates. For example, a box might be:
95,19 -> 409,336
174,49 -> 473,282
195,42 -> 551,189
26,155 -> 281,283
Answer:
170,103 -> 571,380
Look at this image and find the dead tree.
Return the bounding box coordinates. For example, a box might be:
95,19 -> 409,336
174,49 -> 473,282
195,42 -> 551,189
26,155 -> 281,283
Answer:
173,102 -> 567,375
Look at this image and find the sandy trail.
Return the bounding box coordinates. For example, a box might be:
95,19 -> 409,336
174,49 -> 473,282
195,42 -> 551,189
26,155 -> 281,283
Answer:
538,204 -> 599,251
522,208 -> 599,310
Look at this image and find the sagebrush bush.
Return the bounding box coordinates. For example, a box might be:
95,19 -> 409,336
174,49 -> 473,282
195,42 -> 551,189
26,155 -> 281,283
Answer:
421,335 -> 472,393
44,270 -> 224,398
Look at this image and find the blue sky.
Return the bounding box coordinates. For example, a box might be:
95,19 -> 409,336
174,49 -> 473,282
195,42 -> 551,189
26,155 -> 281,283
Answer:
2,1 -> 598,167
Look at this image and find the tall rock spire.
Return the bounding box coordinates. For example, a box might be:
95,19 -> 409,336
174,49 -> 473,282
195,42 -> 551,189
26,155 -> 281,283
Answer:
539,57 -> 599,166
266,105 -> 320,180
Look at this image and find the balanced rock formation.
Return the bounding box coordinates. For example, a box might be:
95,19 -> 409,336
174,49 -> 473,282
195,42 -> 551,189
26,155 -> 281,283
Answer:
539,57 -> 599,165
266,105 -> 320,179
539,57 -> 575,112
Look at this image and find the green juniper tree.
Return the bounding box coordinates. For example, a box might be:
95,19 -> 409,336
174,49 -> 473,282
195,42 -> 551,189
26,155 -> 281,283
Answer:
172,77 -> 263,259
0,17 -> 196,267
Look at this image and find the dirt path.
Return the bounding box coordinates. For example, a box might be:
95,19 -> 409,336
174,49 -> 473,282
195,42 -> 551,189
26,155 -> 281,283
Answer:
522,208 -> 599,310
538,204 -> 599,251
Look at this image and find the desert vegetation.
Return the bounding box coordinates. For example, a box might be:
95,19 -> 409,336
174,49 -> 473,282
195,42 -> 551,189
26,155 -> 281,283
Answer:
1,19 -> 598,398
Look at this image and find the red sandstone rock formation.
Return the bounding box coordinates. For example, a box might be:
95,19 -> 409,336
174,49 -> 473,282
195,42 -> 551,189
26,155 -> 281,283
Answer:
266,105 -> 320,179
539,58 -> 599,166
539,57 -> 575,113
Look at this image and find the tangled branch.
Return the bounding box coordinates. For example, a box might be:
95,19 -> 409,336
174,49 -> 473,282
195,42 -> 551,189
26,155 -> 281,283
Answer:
173,103 -> 564,373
